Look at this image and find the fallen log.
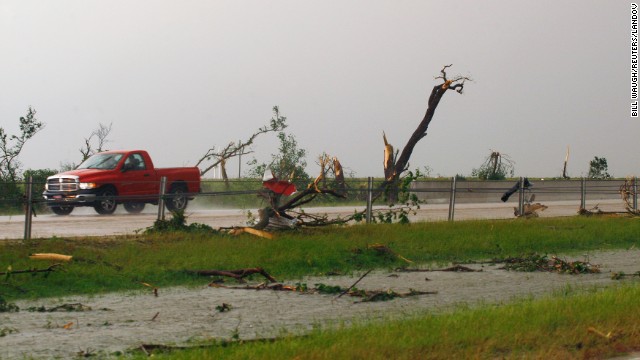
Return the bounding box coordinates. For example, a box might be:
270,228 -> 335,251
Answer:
189,267 -> 277,283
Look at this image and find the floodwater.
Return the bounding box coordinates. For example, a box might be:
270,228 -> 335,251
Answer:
1,249 -> 639,358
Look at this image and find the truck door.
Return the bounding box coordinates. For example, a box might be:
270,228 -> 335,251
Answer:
120,153 -> 157,199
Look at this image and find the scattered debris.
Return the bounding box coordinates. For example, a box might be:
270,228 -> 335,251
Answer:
501,178 -> 531,202
358,289 -> 437,303
229,227 -> 274,239
141,282 -> 159,297
0,297 -> 19,312
190,267 -> 278,284
587,326 -> 618,341
337,269 -> 372,299
26,303 -> 93,312
150,312 -> 160,321
495,254 -> 600,274
0,263 -> 64,276
367,244 -> 413,264
29,253 -> 73,262
395,265 -> 481,273
207,276 -> 436,303
578,205 -> 605,216
0,327 -> 18,337
76,348 -> 96,358
514,203 -> 548,218
620,179 -> 640,216
611,271 -> 640,280
578,204 -> 631,217
215,303 -> 232,312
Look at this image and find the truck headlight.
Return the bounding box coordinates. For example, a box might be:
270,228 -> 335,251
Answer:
79,182 -> 97,190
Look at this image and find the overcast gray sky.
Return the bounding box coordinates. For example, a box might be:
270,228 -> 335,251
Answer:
1,1 -> 636,179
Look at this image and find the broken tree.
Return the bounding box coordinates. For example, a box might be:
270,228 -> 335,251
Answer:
195,106 -> 287,182
228,65 -> 469,230
380,65 -> 470,203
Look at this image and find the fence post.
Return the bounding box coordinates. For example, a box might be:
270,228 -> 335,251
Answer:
366,177 -> 373,224
634,176 -> 638,211
157,176 -> 167,221
580,178 -> 587,210
517,177 -> 525,216
24,176 -> 33,241
448,177 -> 457,221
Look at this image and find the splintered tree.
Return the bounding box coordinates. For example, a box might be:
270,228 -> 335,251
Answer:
472,150 -> 515,180
253,152 -> 347,229
251,65 -> 470,228
196,106 -> 288,182
380,65 -> 470,202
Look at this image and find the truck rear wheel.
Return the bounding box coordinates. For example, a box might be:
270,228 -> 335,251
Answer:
124,202 -> 145,214
166,185 -> 188,212
50,206 -> 74,215
94,187 -> 118,215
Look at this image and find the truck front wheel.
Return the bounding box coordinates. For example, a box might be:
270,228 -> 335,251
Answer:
166,185 -> 188,212
50,205 -> 74,215
94,187 -> 118,215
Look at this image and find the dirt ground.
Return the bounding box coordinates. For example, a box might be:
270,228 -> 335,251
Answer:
2,249 -> 640,359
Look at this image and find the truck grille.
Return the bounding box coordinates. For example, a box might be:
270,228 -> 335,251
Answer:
47,177 -> 79,191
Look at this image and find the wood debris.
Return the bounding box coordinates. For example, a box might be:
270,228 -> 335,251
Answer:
496,254 -> 600,274
29,253 -> 72,262
190,267 -> 278,283
0,263 -> 63,276
514,203 -> 548,218
395,265 -> 481,272
229,227 -> 274,239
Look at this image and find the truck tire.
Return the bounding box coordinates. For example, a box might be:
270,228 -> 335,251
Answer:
124,202 -> 145,214
94,187 -> 118,215
166,184 -> 188,212
50,205 -> 74,215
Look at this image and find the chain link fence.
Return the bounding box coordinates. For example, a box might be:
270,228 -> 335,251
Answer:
1,177 -> 637,241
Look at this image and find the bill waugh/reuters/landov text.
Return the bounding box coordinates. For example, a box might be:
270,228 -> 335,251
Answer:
632,3 -> 638,117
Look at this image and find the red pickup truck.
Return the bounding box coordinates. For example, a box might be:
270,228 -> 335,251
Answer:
42,150 -> 200,215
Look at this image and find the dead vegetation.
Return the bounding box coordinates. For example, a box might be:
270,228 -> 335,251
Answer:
491,254 -> 600,274
620,178 -> 640,216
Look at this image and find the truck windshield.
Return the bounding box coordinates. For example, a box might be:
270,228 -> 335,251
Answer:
77,153 -> 124,170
